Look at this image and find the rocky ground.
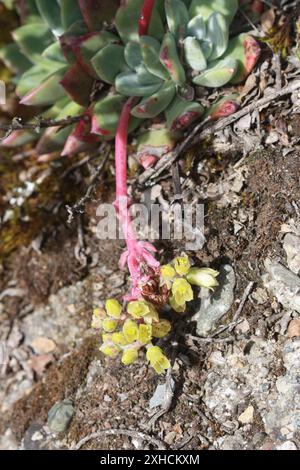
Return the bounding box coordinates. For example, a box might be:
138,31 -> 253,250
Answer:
0,1 -> 300,452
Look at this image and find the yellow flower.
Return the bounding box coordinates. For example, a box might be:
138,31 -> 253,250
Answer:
99,343 -> 120,357
138,324 -> 152,344
186,267 -> 219,290
152,319 -> 172,338
91,307 -> 105,329
102,318 -> 118,333
146,346 -> 170,374
172,278 -> 193,306
143,303 -> 160,324
121,348 -> 139,365
111,332 -> 129,346
169,296 -> 186,313
102,333 -> 112,342
105,299 -> 122,318
123,319 -> 139,343
127,300 -> 150,319
174,255 -> 191,276
161,264 -> 176,281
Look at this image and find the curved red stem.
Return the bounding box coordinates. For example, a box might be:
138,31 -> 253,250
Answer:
138,0 -> 155,36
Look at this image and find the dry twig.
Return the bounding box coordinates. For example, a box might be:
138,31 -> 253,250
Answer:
72,429 -> 166,450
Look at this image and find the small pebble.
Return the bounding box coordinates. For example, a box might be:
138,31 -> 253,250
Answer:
238,405 -> 254,424
287,319 -> 300,338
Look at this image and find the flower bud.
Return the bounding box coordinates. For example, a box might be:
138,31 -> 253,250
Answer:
186,267 -> 219,290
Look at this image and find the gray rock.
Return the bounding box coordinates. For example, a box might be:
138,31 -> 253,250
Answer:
262,260 -> 300,313
283,233 -> 300,275
149,379 -> 175,409
47,399 -> 75,434
193,264 -> 236,336
0,429 -> 19,450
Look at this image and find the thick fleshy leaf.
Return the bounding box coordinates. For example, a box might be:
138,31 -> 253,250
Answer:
189,0 -> 238,23
60,63 -> 94,106
131,81 -> 176,119
92,94 -> 140,139
42,42 -> 66,64
165,0 -> 189,39
59,21 -> 89,64
41,96 -> 71,119
62,110 -> 100,156
165,96 -> 204,130
78,0 -> 120,31
0,43 -> 31,74
37,126 -> 74,154
92,44 -> 126,84
136,65 -> 162,85
36,101 -> 83,154
1,130 -> 37,147
124,41 -> 142,71
187,14 -> 206,40
193,58 -> 238,87
75,31 -> 119,77
220,33 -> 261,84
136,128 -> 177,168
115,0 -> 164,44
20,67 -> 67,105
12,23 -> 54,64
16,65 -> 54,97
35,0 -> 64,35
207,12 -> 229,60
115,72 -> 162,97
140,36 -> 169,80
159,33 -> 186,86
184,37 -> 207,71
60,0 -> 83,30
200,39 -> 213,59
205,93 -> 239,120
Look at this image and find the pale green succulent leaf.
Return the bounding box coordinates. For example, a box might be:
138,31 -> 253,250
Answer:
42,42 -> 66,64
219,33 -> 261,84
91,44 -> 127,85
131,81 -> 176,119
115,71 -> 162,97
189,0 -> 238,23
207,12 -> 229,61
165,0 -> 189,39
184,37 -> 207,71
140,36 -> 170,80
200,39 -> 213,59
60,0 -> 83,30
19,66 -> 67,106
92,94 -> 140,140
0,43 -> 32,74
136,65 -> 162,85
187,15 -> 206,41
115,0 -> 164,43
165,96 -> 204,130
12,23 -> 54,64
16,65 -> 56,96
35,0 -> 64,35
159,33 -> 186,86
124,41 -> 143,71
193,58 -> 238,87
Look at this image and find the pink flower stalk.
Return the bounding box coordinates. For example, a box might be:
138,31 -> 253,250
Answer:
114,98 -> 159,297
138,0 -> 155,36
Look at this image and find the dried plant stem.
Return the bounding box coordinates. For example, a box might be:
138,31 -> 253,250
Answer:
0,115 -> 85,139
73,429 -> 166,450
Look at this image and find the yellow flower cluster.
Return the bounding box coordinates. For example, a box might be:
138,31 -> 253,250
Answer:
92,298 -> 171,374
161,255 -> 219,313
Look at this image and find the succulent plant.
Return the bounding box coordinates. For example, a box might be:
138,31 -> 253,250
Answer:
0,0 -> 261,163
